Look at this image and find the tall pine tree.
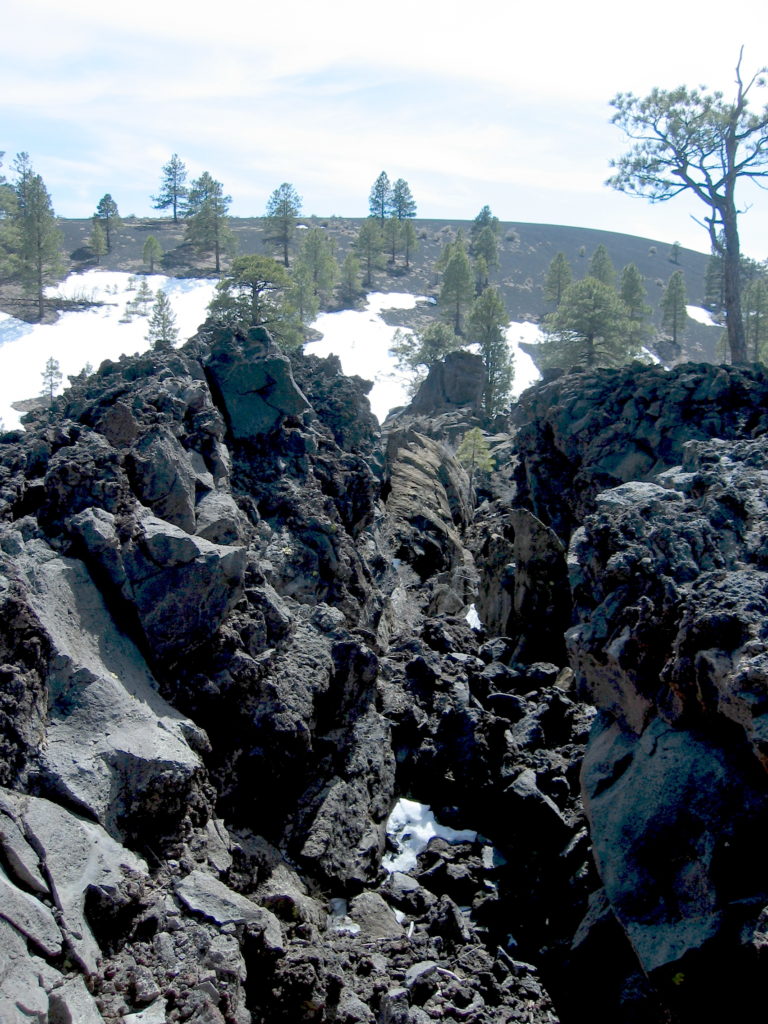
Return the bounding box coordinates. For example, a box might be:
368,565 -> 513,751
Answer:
152,154 -> 188,222
185,172 -> 232,272
13,153 -> 63,320
264,183 -> 302,267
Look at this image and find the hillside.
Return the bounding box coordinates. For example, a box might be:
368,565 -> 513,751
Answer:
41,215 -> 715,358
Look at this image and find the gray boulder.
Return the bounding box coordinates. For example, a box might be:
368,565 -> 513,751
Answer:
204,327 -> 311,439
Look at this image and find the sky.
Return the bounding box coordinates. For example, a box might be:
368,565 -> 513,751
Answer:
2,0 -> 768,257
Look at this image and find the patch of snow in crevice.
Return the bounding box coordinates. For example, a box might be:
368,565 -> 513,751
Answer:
383,798 -> 478,874
465,604 -> 482,630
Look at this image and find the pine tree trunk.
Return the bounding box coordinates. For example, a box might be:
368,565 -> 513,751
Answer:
722,201 -> 747,362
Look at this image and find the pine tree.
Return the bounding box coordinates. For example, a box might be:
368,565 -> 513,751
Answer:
264,183 -> 302,267
469,286 -> 514,417
588,244 -> 616,288
743,277 -> 768,360
390,178 -> 416,220
124,278 -> 154,319
13,153 -> 63,320
142,235 -> 163,273
339,252 -> 361,306
620,262 -> 651,349
608,53 -> 768,361
94,194 -> 121,252
391,321 -> 462,382
89,219 -> 106,265
0,153 -> 20,278
207,254 -> 302,346
402,221 -> 418,269
41,356 -> 62,405
439,236 -> 474,334
456,427 -> 495,498
385,216 -> 400,264
543,277 -> 633,369
472,225 -> 499,275
355,218 -> 384,287
185,172 -> 232,272
470,205 -> 501,252
544,252 -> 572,307
368,172 -> 392,220
661,270 -> 689,350
152,154 -> 188,222
288,261 -> 319,324
146,290 -> 179,350
293,226 -> 337,302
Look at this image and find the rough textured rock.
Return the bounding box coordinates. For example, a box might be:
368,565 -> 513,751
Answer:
204,326 -> 311,439
408,350 -> 485,417
9,334 -> 768,1023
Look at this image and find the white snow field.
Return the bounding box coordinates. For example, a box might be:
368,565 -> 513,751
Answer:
308,292 -> 541,422
0,271 -> 217,430
0,272 -> 542,430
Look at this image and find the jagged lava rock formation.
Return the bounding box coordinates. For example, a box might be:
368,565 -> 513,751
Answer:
0,331 -> 767,1024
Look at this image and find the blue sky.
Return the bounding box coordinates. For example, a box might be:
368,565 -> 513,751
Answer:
3,0 -> 767,257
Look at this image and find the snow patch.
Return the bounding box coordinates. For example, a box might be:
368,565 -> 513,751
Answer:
465,604 -> 482,630
686,305 -> 719,327
0,271 -> 216,430
383,798 -> 477,874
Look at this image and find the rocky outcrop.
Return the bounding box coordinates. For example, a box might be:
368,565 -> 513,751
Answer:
512,361 -> 768,541
5,330 -> 768,1024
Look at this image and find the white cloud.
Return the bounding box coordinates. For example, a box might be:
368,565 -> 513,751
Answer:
2,1 -> 767,257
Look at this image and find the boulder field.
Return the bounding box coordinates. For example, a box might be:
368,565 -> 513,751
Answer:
0,332 -> 767,1024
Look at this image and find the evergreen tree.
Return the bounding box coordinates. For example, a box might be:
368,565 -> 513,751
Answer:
620,262 -> 651,349
207,255 -> 302,346
41,356 -> 62,405
391,321 -> 462,381
704,251 -> 726,313
146,290 -> 179,350
124,278 -> 154,319
142,235 -> 163,273
94,194 -> 121,252
390,178 -> 416,220
89,219 -> 106,265
669,240 -> 681,264
439,236 -> 473,334
743,277 -> 768,360
0,153 -> 20,278
385,216 -> 400,264
288,262 -> 319,324
588,244 -> 616,288
544,252 -> 572,307
661,270 -> 689,350
469,286 -> 514,417
470,205 -> 501,251
152,154 -> 188,222
543,277 -> 633,369
355,217 -> 385,287
608,52 -> 768,362
13,153 -> 63,320
402,220 -> 417,269
472,225 -> 499,275
264,183 -> 302,267
456,427 -> 495,498
368,172 -> 392,220
293,226 -> 338,302
473,254 -> 490,295
185,172 -> 232,272
339,251 -> 361,306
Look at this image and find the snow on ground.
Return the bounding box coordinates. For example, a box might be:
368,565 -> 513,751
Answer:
0,271 -> 216,430
383,797 -> 478,874
686,304 -> 719,327
0,277 -> 544,431
307,293 -> 423,422
308,293 -> 542,422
